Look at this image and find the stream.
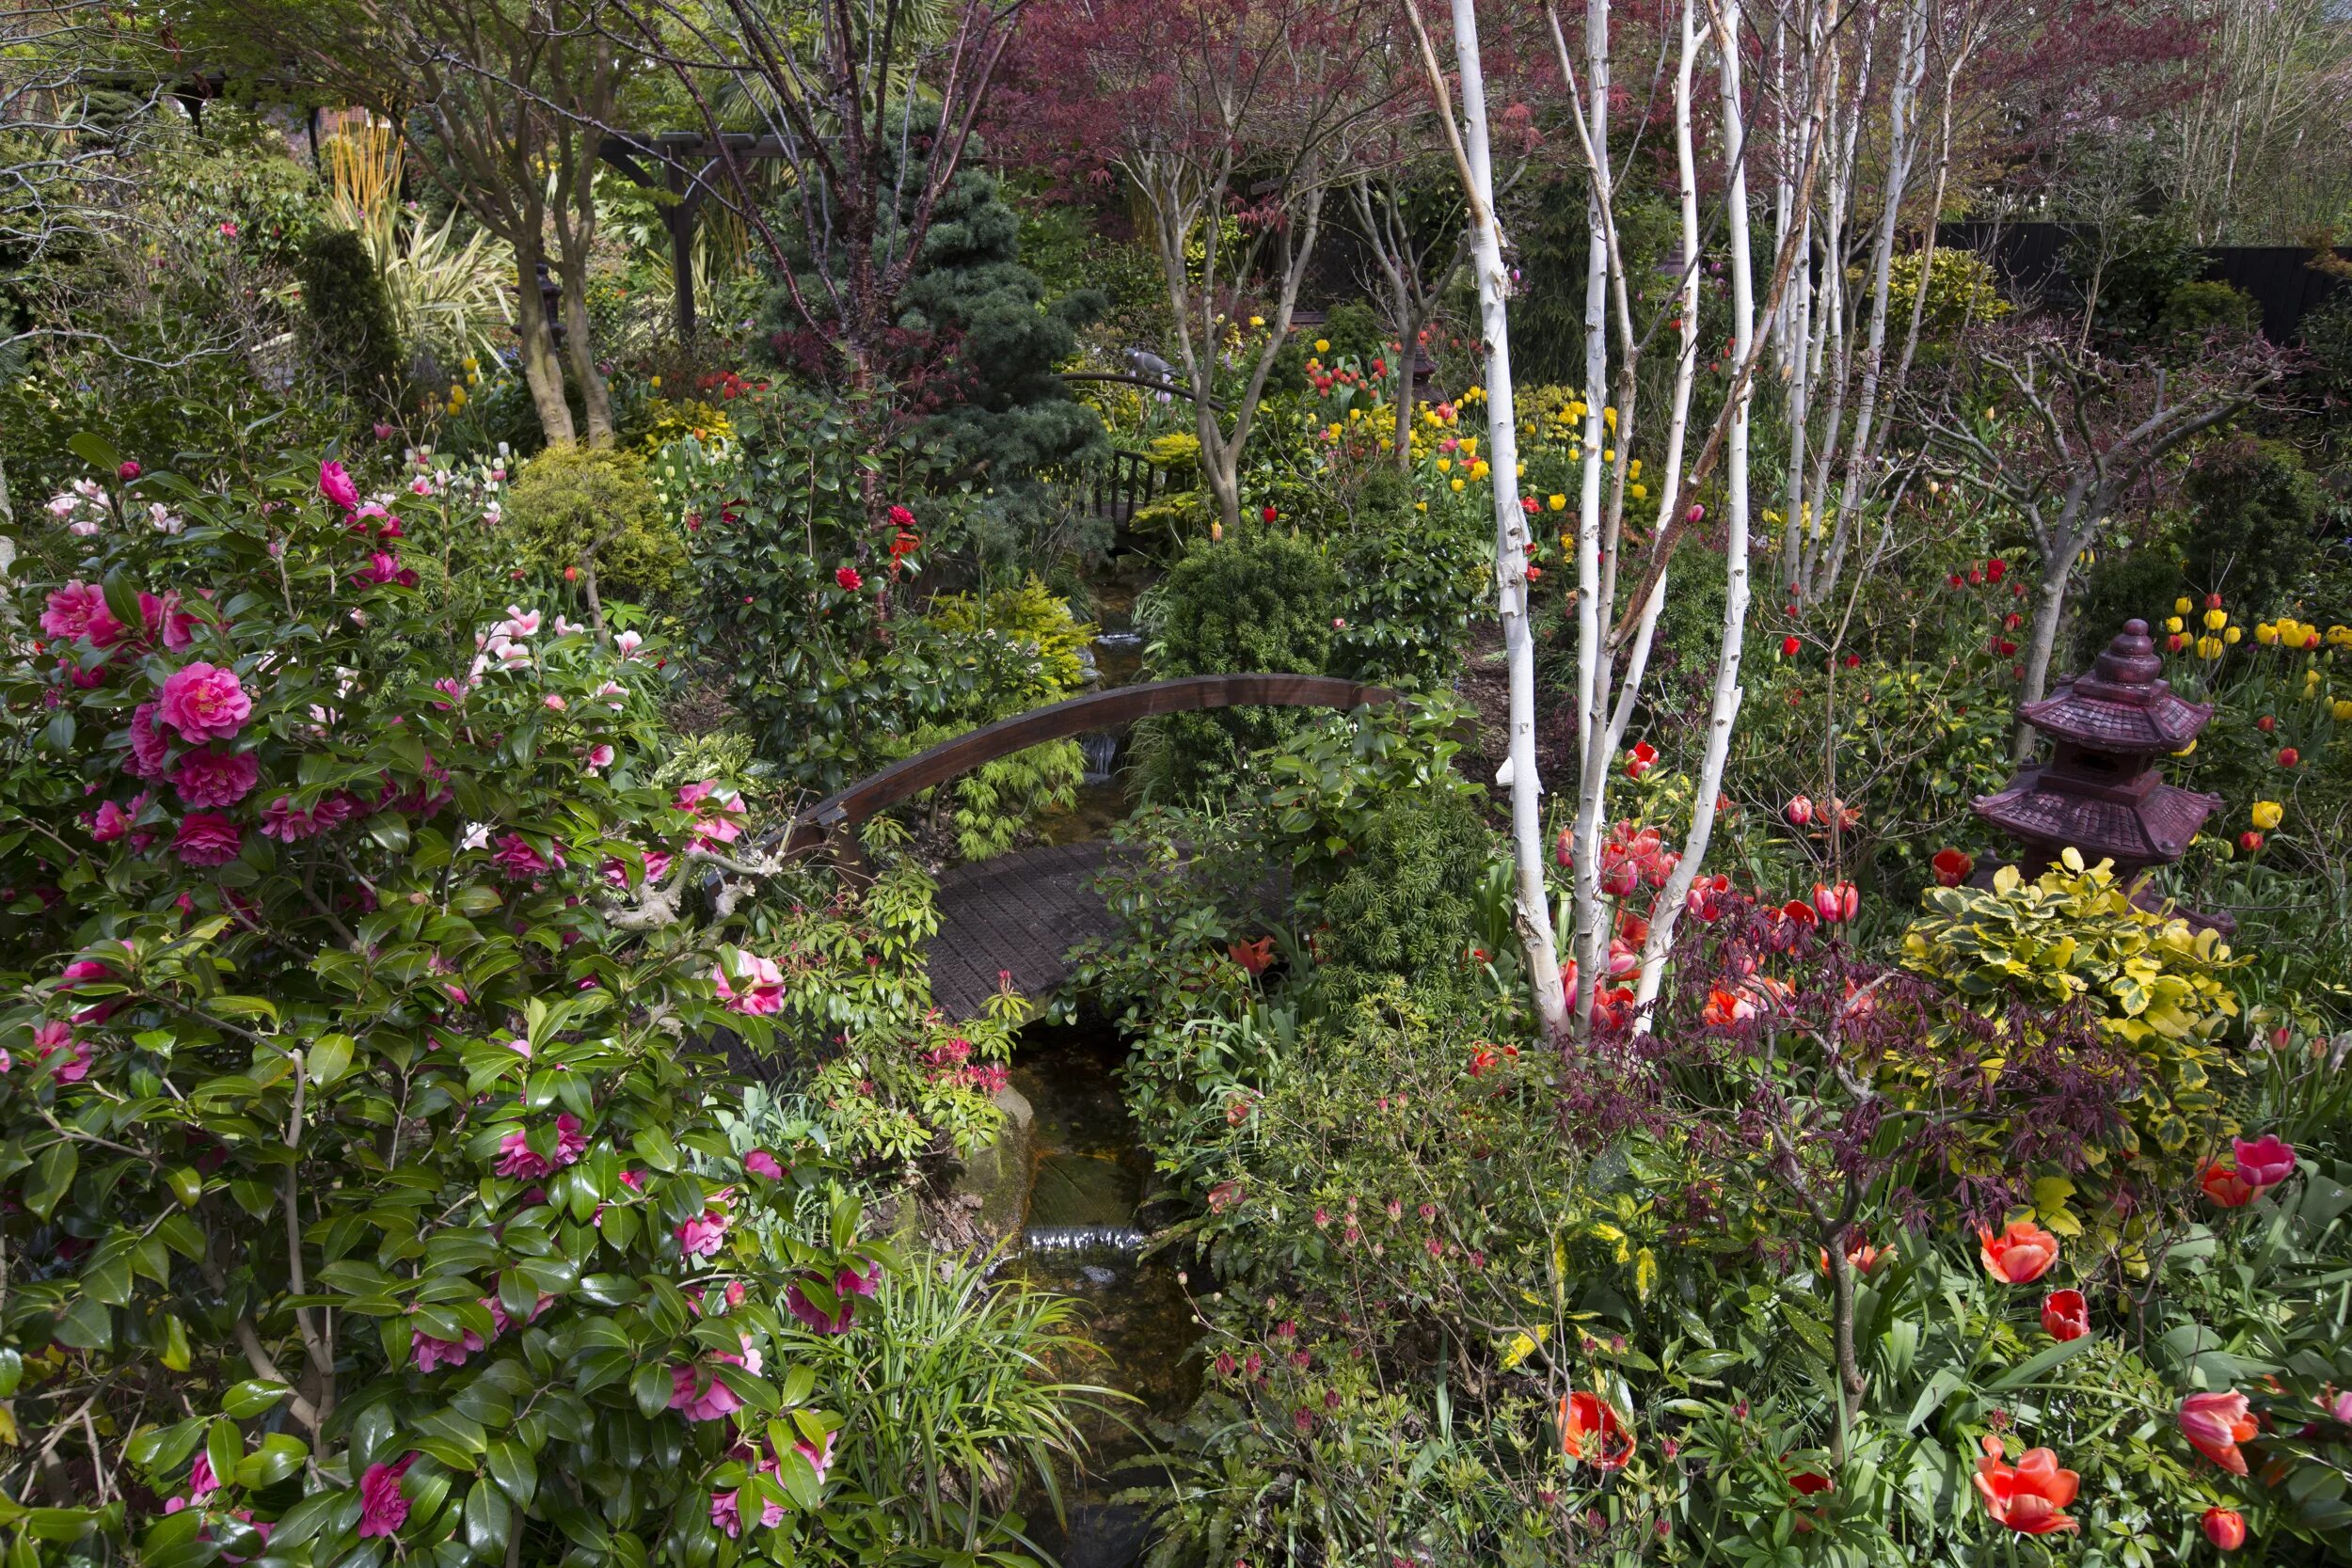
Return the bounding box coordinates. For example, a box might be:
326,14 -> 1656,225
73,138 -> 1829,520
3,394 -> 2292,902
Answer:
999,1023 -> 1199,1568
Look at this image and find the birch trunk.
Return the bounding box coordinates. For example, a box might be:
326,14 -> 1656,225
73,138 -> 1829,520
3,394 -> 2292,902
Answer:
1566,0 -> 1613,1036
1635,0 -> 1757,1020
1450,0 -> 1569,1037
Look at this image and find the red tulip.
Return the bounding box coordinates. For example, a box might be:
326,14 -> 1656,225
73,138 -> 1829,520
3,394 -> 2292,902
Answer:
1979,1219 -> 2059,1284
1558,1391 -> 1633,1470
1703,988 -> 1756,1027
1779,898 -> 1819,930
2205,593 -> 2223,610
2201,1507 -> 2247,1551
2256,715 -> 2275,733
2278,747 -> 2299,768
1987,558 -> 2007,581
1624,740 -> 1658,780
2238,832 -> 2265,853
1785,795 -> 1814,826
1263,504 -> 1278,523
2201,1159 -> 2262,1208
1781,634 -> 1802,657
1812,880 -> 1859,924
1931,847 -> 1975,887
2180,1390 -> 2259,1476
2041,1289 -> 2089,1342
1972,1436 -> 2080,1535
2233,1133 -> 2296,1188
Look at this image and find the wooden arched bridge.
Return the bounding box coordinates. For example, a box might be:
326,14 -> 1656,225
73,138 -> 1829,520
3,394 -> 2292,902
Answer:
775,673 -> 1397,1014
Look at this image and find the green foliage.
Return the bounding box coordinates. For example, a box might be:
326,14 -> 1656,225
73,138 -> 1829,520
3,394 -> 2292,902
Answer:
294,228 -> 405,407
2179,436 -> 2325,612
2070,215 -> 2203,342
789,1259 -> 1119,1551
1136,528 -> 1342,800
505,445 -> 687,602
1329,467 -> 1486,691
2157,279 -> 2259,347
1902,852 -> 2246,1176
1883,246 -> 2012,335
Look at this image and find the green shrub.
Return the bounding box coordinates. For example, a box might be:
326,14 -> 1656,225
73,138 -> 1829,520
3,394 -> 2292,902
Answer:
505,444 -> 687,603
1136,528 -> 1343,800
2157,278 -> 2259,346
2179,436 -> 2324,613
294,227 -> 405,406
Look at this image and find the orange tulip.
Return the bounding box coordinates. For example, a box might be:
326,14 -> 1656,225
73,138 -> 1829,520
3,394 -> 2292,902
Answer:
1972,1435 -> 2080,1535
1979,1219 -> 2059,1284
1558,1390 -> 1634,1470
2180,1390 -> 2259,1476
1227,936 -> 1275,977
2201,1507 -> 2247,1550
2200,1160 -> 2261,1208
1702,987 -> 1756,1027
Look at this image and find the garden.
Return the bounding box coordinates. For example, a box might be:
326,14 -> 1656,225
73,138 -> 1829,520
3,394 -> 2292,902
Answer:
3,0 -> 2352,1563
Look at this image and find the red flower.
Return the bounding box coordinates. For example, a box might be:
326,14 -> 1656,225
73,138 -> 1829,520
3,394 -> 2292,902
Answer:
1811,880 -> 1858,924
2201,1507 -> 2247,1551
1624,740 -> 1658,780
1784,795 -> 1814,826
2180,1389 -> 2259,1475
1979,1219 -> 2059,1284
1987,558 -> 2007,581
1931,847 -> 1975,887
1228,936 -> 1274,977
1972,1436 -> 2080,1535
1558,1391 -> 1633,1470
1262,505 -> 1278,523
1778,898 -> 1819,930
2200,1159 -> 2262,1208
2233,1133 -> 2296,1187
2256,715 -> 2275,733
834,566 -> 864,592
2238,831 -> 2265,854
2277,747 -> 2299,768
2168,633 -> 2187,652
1781,634 -> 1801,657
1702,988 -> 1755,1028
2041,1289 -> 2089,1342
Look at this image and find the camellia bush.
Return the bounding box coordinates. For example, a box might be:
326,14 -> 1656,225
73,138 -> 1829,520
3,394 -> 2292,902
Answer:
0,445 -> 906,1564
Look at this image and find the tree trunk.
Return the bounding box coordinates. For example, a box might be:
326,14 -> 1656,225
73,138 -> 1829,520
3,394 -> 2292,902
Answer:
556,257 -> 613,447
513,239 -> 577,448
1453,0 -> 1568,1038
2013,542 -> 2078,760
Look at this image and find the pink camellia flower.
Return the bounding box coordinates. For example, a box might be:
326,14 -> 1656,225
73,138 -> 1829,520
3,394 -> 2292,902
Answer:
34,1021 -> 88,1084
677,1195 -> 734,1259
91,800 -> 132,843
351,551 -> 419,589
410,1316 -> 485,1372
743,1148 -> 785,1180
261,795 -> 325,842
157,663 -> 251,743
495,1111 -> 586,1180
174,812 -> 244,867
127,702 -> 171,780
41,581 -> 123,646
187,1451 -> 218,1501
356,1455 -> 415,1538
171,750 -> 261,809
319,460 -> 361,513
2233,1133 -> 2296,1190
671,1365 -> 744,1423
713,952 -> 785,1016
491,832 -> 557,880
583,743 -> 615,773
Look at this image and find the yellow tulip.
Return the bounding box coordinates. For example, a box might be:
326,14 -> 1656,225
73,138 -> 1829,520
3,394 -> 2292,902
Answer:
2165,616 -> 2184,634
2333,698 -> 2352,721
2174,597 -> 2193,615
1250,315 -> 1265,328
1314,339 -> 1329,353
2202,609 -> 2227,631
2196,635 -> 2222,660
2250,800 -> 2283,832
1437,458 -> 1452,472
1631,483 -> 1648,499
1549,495 -> 1567,511
1450,478 -> 1465,492
2256,623 -> 2279,644
2225,626 -> 2241,644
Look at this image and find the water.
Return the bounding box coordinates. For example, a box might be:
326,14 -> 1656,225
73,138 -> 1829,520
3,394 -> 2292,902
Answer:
1078,732 -> 1121,784
1003,1023 -> 1199,1567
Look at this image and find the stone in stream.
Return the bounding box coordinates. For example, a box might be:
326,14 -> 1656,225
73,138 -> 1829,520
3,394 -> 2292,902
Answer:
948,1083 -> 1035,1241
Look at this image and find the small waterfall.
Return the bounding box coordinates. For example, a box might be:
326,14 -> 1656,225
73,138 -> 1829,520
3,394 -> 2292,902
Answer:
1079,731 -> 1121,784
1022,1223 -> 1148,1257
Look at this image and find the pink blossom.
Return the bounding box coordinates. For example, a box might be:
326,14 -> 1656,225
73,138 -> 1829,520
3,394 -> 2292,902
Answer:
91,800 -> 132,843
351,552 -> 418,589
140,591 -> 202,652
787,1264 -> 879,1334
40,581 -> 123,645
171,750 -> 260,809
157,663 -> 251,743
676,1196 -> 734,1259
669,1365 -> 745,1423
127,702 -> 170,779
174,812 -> 244,867
544,692 -> 567,711
356,1456 -> 414,1539
34,1021 -> 87,1084
743,1149 -> 784,1180
260,795 -> 337,842
616,631 -> 644,658
319,460 -> 360,513
2233,1133 -> 2296,1189
495,1111 -> 586,1180
584,743 -> 614,773
410,1317 -> 485,1372
502,606 -> 542,638
491,832 -> 559,880
188,1452 -> 219,1501
713,953 -> 785,1016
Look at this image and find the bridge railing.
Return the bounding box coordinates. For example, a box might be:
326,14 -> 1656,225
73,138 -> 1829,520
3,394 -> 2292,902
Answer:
774,673 -> 1399,860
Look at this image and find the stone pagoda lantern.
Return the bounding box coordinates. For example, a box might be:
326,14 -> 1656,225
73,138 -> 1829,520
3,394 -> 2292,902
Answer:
1972,619 -> 2230,929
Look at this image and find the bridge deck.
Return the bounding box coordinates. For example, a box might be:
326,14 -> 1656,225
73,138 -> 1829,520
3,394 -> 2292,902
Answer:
926,841 -> 1136,1018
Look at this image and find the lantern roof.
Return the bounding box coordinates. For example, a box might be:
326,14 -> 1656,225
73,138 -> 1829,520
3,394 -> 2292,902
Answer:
1972,768 -> 2222,868
2015,620 -> 2212,753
